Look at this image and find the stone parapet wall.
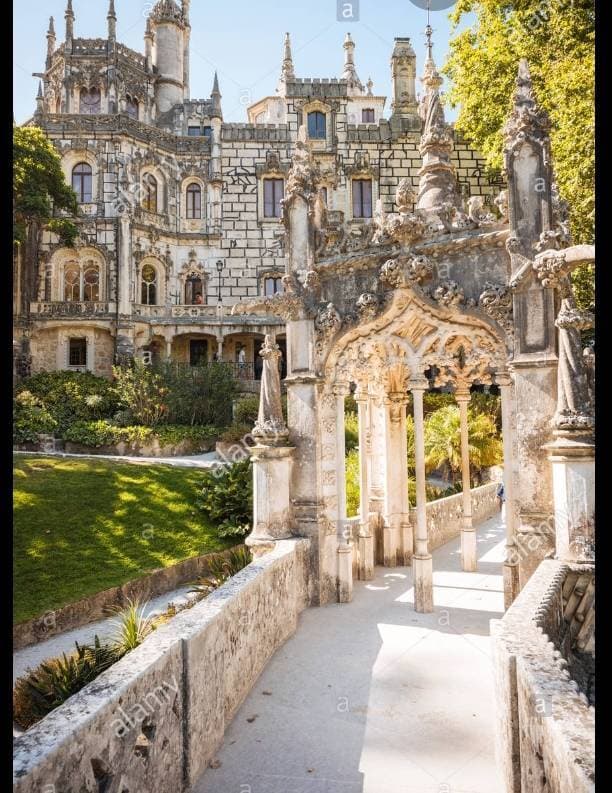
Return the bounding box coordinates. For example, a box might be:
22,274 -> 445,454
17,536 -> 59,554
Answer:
13,539 -> 310,793
427,482 -> 498,551
491,559 -> 595,793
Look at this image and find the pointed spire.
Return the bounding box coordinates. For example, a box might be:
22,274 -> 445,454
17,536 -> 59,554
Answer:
35,81 -> 44,115
342,32 -> 364,94
46,16 -> 56,67
182,0 -> 190,24
65,0 -> 74,47
277,32 -> 295,92
144,14 -> 154,69
37,81 -> 43,98
210,71 -> 222,118
107,0 -> 117,42
48,16 -> 55,36
421,22 -> 442,93
366,77 -> 373,96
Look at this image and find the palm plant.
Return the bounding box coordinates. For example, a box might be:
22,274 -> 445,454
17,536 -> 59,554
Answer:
107,598 -> 154,654
423,405 -> 503,484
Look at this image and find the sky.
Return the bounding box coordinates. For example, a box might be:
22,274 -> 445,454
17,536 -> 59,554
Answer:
13,0 -> 468,125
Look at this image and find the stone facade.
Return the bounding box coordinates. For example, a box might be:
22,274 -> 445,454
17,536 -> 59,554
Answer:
15,0 -> 499,381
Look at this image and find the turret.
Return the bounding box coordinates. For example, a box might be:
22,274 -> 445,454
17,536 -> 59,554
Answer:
390,37 -> 420,130
210,71 -> 222,118
64,0 -> 74,53
46,16 -> 56,69
107,0 -> 117,44
149,0 -> 187,113
342,32 -> 364,95
182,0 -> 191,101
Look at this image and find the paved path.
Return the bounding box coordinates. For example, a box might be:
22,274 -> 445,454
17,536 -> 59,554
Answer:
194,514 -> 506,793
13,449 -> 223,468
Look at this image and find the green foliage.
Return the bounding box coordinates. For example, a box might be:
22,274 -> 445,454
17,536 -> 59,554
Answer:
344,412 -> 359,453
219,423 -> 255,444
13,126 -> 78,245
113,361 -> 169,427
151,424 -> 220,448
344,395 -> 358,415
153,361 -> 236,427
190,547 -> 252,595
108,599 -> 154,654
443,0 -> 595,259
15,371 -> 119,434
424,405 -> 503,481
63,420 -> 153,448
234,395 -> 260,426
198,459 -> 253,538
13,636 -> 123,730
13,390 -> 57,443
345,448 -> 361,517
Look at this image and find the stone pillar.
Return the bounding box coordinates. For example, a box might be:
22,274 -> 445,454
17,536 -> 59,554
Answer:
356,386 -> 374,580
337,543 -> 353,604
334,383 -> 349,525
382,391 -> 410,567
411,379 -> 433,613
456,385 -> 477,572
165,339 -> 172,361
247,336 -> 295,558
497,370 -> 520,608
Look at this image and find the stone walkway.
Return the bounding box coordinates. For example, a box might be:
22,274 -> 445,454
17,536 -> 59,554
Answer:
194,514 -> 506,793
13,449 -> 222,468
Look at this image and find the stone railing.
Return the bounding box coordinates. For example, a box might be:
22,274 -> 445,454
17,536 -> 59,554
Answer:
491,559 -> 595,793
13,539 -> 310,793
30,301 -> 110,317
427,482 -> 498,551
171,304 -> 221,319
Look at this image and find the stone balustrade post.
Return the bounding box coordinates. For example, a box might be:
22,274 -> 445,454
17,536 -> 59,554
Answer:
383,391 -> 411,567
411,378 -> 433,612
355,386 -> 374,580
496,369 -> 520,608
456,383 -> 477,572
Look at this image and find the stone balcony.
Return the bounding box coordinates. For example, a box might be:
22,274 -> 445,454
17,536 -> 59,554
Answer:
133,304 -> 221,320
30,302 -> 111,318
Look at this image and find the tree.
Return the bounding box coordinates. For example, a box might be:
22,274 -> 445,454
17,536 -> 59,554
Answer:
443,0 -> 595,309
424,405 -> 503,483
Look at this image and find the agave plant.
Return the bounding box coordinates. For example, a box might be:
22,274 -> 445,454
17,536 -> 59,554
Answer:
107,598 -> 154,654
190,547 -> 252,596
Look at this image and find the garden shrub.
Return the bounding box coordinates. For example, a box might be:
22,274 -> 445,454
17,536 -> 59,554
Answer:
233,395 -> 259,426
345,412 -> 359,453
345,448 -> 360,517
13,390 -> 57,443
153,361 -> 236,427
15,371 -> 119,433
198,458 -> 253,538
219,423 -> 255,445
112,361 -> 169,427
190,547 -> 252,594
62,420 -> 219,450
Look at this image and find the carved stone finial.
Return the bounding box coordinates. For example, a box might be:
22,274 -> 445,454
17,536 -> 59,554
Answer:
253,335 -> 288,443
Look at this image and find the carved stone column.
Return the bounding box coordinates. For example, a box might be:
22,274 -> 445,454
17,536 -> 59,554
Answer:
411,378 -> 433,613
456,383 -> 476,572
496,369 -> 520,607
355,386 -> 374,580
247,336 -> 295,558
382,391 -> 411,567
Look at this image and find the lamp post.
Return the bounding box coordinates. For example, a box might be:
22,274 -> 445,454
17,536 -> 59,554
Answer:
215,259 -> 225,358
216,259 -> 224,305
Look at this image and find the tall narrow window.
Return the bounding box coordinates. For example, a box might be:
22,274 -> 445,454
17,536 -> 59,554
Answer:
321,187 -> 328,206
264,276 -> 283,296
83,263 -> 100,302
69,338 -> 87,367
307,111 -> 326,139
141,264 -> 158,305
362,108 -> 375,123
126,96 -> 139,120
72,163 -> 93,203
64,263 -> 81,302
142,174 -> 158,213
263,178 -> 284,218
186,183 -> 202,219
185,275 -> 204,305
79,88 -> 101,115
353,179 -> 373,219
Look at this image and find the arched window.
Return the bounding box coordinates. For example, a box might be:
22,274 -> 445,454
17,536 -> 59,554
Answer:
72,162 -> 93,203
307,111 -> 326,139
141,264 -> 158,305
79,87 -> 101,115
142,174 -> 158,213
64,263 -> 81,302
186,183 -> 202,219
185,274 -> 205,305
126,96 -> 139,120
264,276 -> 283,297
83,263 -> 100,302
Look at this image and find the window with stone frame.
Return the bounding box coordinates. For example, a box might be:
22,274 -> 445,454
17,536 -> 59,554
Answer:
142,173 -> 158,213
263,178 -> 284,218
264,276 -> 283,296
72,162 -> 93,203
185,274 -> 206,305
64,262 -> 81,302
186,183 -> 202,219
202,126 -> 213,138
141,263 -> 158,305
79,87 -> 101,115
68,338 -> 87,367
362,108 -> 375,123
83,263 -> 100,302
126,96 -> 139,120
321,186 -> 328,206
352,179 -> 373,218
307,111 -> 327,139
187,125 -> 201,136
63,261 -> 100,302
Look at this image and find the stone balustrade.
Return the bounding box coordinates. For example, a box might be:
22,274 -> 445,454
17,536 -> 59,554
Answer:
30,301 -> 110,317
491,559 -> 595,793
13,540 -> 310,793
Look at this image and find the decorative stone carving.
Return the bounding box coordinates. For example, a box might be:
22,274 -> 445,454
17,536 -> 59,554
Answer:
380,258 -> 404,289
315,303 -> 342,339
495,189 -> 509,220
281,125 -> 320,219
503,59 -> 551,157
429,280 -> 467,308
253,335 -> 289,443
380,254 -> 434,290
479,282 -> 514,335
467,196 -> 496,227
395,178 -> 416,214
356,293 -> 379,321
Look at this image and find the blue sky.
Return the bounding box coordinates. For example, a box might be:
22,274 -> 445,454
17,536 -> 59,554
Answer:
13,0 -> 467,124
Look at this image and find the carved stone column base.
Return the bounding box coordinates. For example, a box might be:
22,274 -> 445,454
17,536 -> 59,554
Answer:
337,544 -> 353,603
503,561 -> 520,610
247,443 -> 295,553
461,527 -> 478,572
383,524 -> 399,567
358,531 -> 374,581
413,554 -> 434,613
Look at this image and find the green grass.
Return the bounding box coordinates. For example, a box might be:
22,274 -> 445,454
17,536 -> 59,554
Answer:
13,454 -> 234,625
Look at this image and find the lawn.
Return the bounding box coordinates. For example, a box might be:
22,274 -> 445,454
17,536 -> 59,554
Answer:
13,454 -> 234,624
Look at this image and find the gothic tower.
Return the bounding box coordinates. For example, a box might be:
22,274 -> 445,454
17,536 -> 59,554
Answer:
150,0 -> 190,113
